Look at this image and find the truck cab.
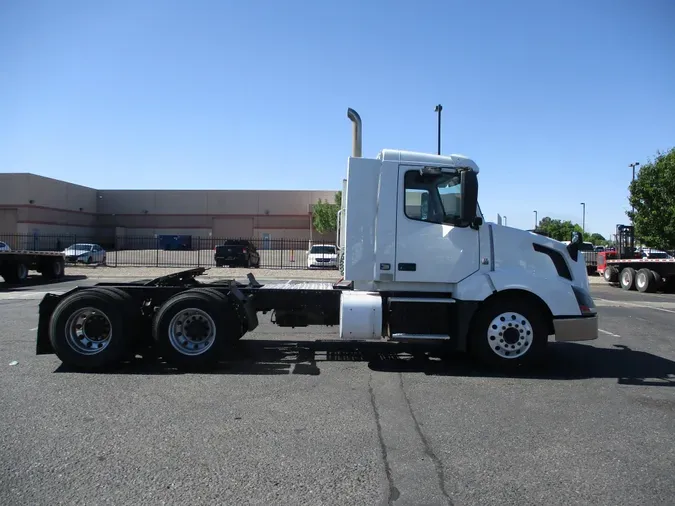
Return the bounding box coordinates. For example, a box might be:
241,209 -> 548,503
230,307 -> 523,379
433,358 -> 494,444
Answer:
335,109 -> 597,365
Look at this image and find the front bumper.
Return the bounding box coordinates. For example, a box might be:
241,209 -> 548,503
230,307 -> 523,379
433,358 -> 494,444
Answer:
553,315 -> 598,342
308,259 -> 337,268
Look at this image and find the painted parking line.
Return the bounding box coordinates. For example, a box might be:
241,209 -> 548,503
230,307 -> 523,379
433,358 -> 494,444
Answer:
599,328 -> 621,337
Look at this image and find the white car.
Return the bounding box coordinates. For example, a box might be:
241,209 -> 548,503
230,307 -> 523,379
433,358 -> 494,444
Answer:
0,241 -> 10,252
307,244 -> 338,269
63,243 -> 106,265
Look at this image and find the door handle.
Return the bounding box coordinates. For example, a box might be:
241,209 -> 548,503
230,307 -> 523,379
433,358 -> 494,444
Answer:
398,263 -> 416,272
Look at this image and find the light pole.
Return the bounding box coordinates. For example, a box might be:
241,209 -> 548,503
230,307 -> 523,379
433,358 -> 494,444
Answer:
434,104 -> 442,155
629,162 -> 640,222
503,216 -> 507,226
533,210 -> 537,229
580,202 -> 585,234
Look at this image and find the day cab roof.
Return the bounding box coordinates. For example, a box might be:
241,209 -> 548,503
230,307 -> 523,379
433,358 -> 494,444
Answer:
376,149 -> 480,174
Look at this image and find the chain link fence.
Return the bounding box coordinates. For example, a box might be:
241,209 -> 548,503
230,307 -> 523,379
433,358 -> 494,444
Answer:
0,234 -> 339,270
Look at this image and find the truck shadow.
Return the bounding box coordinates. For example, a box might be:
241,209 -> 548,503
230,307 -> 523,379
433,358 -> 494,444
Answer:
0,275 -> 87,291
56,340 -> 675,386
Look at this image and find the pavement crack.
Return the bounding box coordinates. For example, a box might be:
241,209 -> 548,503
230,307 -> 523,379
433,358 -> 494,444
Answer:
399,373 -> 453,506
368,373 -> 400,505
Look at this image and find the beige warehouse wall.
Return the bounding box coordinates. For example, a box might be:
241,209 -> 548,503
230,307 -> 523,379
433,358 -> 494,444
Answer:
1,172 -> 339,240
18,206 -> 98,228
0,173 -> 97,212
0,208 -> 18,235
98,189 -> 337,217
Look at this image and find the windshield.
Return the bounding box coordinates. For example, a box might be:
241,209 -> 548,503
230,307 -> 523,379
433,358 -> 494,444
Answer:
69,244 -> 92,250
310,246 -> 336,254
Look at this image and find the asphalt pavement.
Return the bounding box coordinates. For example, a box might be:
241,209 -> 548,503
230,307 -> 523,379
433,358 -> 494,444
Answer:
0,278 -> 674,506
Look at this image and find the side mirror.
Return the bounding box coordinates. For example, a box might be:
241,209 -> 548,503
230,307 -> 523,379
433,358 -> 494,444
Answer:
420,192 -> 429,221
567,231 -> 583,262
460,169 -> 479,226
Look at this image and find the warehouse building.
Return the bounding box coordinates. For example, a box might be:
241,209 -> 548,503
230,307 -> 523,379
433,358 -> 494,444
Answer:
0,173 -> 338,248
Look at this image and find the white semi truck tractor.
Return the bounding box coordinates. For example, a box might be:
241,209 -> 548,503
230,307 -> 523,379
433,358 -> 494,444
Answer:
35,108 -> 598,371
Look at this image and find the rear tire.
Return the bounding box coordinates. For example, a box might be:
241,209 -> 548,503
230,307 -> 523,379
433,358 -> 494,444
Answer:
469,296 -> 548,369
49,288 -> 135,370
42,258 -> 65,280
152,288 -> 241,369
636,268 -> 656,293
650,270 -> 663,291
620,267 -> 636,290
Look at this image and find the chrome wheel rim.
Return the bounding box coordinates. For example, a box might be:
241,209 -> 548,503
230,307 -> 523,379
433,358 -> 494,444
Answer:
487,312 -> 533,359
168,308 -> 216,356
621,271 -> 631,286
637,272 -> 646,289
65,307 -> 113,355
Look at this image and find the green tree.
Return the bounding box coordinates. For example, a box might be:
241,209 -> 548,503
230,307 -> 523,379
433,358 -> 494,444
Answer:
312,191 -> 342,234
537,217 -> 584,242
588,233 -> 606,245
627,147 -> 675,250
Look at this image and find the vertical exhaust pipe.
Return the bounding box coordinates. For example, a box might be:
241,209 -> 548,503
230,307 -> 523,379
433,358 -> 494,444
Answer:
347,108 -> 362,158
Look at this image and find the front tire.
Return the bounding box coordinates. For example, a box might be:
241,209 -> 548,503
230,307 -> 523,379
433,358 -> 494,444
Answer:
470,296 -> 548,369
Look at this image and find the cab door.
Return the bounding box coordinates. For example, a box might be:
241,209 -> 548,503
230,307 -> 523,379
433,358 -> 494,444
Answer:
394,165 -> 480,284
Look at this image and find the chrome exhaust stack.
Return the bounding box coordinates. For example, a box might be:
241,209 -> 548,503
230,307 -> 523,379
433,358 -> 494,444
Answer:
347,108 -> 362,158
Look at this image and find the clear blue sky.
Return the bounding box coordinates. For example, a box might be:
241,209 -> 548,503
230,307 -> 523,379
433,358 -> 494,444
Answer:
1,0 -> 674,238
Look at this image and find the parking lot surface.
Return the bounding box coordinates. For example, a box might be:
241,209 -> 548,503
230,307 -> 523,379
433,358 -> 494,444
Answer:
0,280 -> 673,506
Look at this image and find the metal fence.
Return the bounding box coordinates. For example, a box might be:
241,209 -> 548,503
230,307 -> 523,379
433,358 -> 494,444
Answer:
0,234 -> 339,270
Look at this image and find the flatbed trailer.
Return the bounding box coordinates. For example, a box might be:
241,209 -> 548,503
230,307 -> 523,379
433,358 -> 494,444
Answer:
34,108 -> 599,373
0,250 -> 66,283
597,224 -> 675,292
599,258 -> 675,292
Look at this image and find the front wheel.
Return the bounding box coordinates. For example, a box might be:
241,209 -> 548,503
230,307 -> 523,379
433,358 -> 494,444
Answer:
469,297 -> 548,369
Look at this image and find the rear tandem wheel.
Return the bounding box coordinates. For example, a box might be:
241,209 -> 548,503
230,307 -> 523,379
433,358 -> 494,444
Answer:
48,287 -> 137,370
152,288 -> 243,369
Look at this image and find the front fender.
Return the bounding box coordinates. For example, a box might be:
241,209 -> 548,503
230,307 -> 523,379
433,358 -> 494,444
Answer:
487,268 -> 581,316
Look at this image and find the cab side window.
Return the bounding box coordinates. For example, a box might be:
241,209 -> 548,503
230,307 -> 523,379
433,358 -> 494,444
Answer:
404,170 -> 461,225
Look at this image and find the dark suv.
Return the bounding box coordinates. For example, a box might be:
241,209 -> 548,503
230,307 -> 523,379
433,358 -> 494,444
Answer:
214,240 -> 260,268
